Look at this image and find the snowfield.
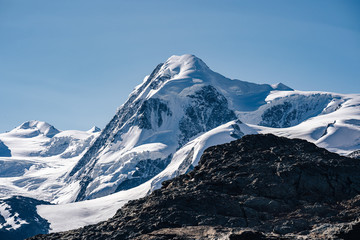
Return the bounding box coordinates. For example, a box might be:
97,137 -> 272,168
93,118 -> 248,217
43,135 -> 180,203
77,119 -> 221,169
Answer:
0,121 -> 100,201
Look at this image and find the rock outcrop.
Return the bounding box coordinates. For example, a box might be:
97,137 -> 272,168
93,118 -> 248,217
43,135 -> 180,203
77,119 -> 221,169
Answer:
0,196 -> 51,240
30,134 -> 360,239
0,140 -> 11,157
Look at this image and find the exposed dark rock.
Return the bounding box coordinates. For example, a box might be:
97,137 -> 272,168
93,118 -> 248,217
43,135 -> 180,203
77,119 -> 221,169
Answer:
230,121 -> 244,139
336,220 -> 360,240
30,134 -> 360,239
261,101 -> 294,128
0,196 -> 51,240
115,155 -> 172,192
0,140 -> 11,157
260,94 -> 331,128
136,98 -> 172,129
179,85 -> 237,146
320,120 -> 336,138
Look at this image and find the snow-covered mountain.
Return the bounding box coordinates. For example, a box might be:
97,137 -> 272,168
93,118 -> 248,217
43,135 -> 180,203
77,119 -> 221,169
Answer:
1,54 -> 360,238
59,54 -> 295,203
0,121 -> 100,201
59,54 -> 360,205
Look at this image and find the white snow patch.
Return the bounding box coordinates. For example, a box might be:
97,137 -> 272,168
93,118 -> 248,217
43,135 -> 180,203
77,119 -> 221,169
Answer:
0,203 -> 28,230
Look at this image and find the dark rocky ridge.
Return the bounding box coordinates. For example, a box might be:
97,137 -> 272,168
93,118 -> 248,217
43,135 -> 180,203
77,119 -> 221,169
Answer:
0,196 -> 51,240
0,140 -> 11,157
30,134 -> 360,239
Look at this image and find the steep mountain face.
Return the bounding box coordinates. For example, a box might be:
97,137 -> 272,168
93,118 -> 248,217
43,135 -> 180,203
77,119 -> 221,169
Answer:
178,85 -> 237,146
65,54 -> 292,202
30,134 -> 360,240
238,92 -> 343,128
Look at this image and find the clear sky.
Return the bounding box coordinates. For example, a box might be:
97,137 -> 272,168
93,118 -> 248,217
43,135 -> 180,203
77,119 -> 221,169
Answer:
1,0 -> 359,133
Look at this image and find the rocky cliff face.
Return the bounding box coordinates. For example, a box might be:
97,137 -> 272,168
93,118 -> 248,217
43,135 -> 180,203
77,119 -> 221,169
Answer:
259,94 -> 332,128
178,85 -> 237,146
30,134 -> 360,240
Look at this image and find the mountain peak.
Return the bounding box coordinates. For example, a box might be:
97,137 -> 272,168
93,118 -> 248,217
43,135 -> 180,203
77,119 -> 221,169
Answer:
87,126 -> 101,133
271,82 -> 293,91
148,54 -> 210,84
15,120 -> 60,138
164,54 -> 209,71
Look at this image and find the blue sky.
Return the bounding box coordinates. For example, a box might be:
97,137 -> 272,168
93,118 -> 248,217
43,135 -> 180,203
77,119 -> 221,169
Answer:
1,0 -> 359,132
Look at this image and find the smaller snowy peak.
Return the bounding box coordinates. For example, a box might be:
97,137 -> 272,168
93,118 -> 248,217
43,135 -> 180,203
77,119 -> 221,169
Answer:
15,121 -> 60,138
87,126 -> 101,134
271,82 -> 293,91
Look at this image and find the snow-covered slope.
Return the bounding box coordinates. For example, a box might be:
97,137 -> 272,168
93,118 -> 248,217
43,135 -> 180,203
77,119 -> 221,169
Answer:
60,54 -> 293,203
247,91 -> 360,155
0,121 -> 100,201
63,55 -> 360,205
39,119 -> 255,232
38,94 -> 360,232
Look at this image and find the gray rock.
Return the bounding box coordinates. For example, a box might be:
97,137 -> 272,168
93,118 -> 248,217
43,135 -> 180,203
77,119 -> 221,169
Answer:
29,134 -> 360,240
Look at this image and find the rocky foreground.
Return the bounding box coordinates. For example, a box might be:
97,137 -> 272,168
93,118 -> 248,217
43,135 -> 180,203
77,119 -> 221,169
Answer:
30,134 -> 360,239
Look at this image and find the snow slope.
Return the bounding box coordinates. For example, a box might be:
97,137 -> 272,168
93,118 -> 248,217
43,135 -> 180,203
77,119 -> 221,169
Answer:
254,91 -> 360,155
0,121 -> 100,201
39,120 -> 254,232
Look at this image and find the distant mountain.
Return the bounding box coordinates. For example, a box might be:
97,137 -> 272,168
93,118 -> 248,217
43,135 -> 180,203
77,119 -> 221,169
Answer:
87,126 -> 101,134
29,134 -> 360,240
0,121 -> 100,201
15,120 -> 60,138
